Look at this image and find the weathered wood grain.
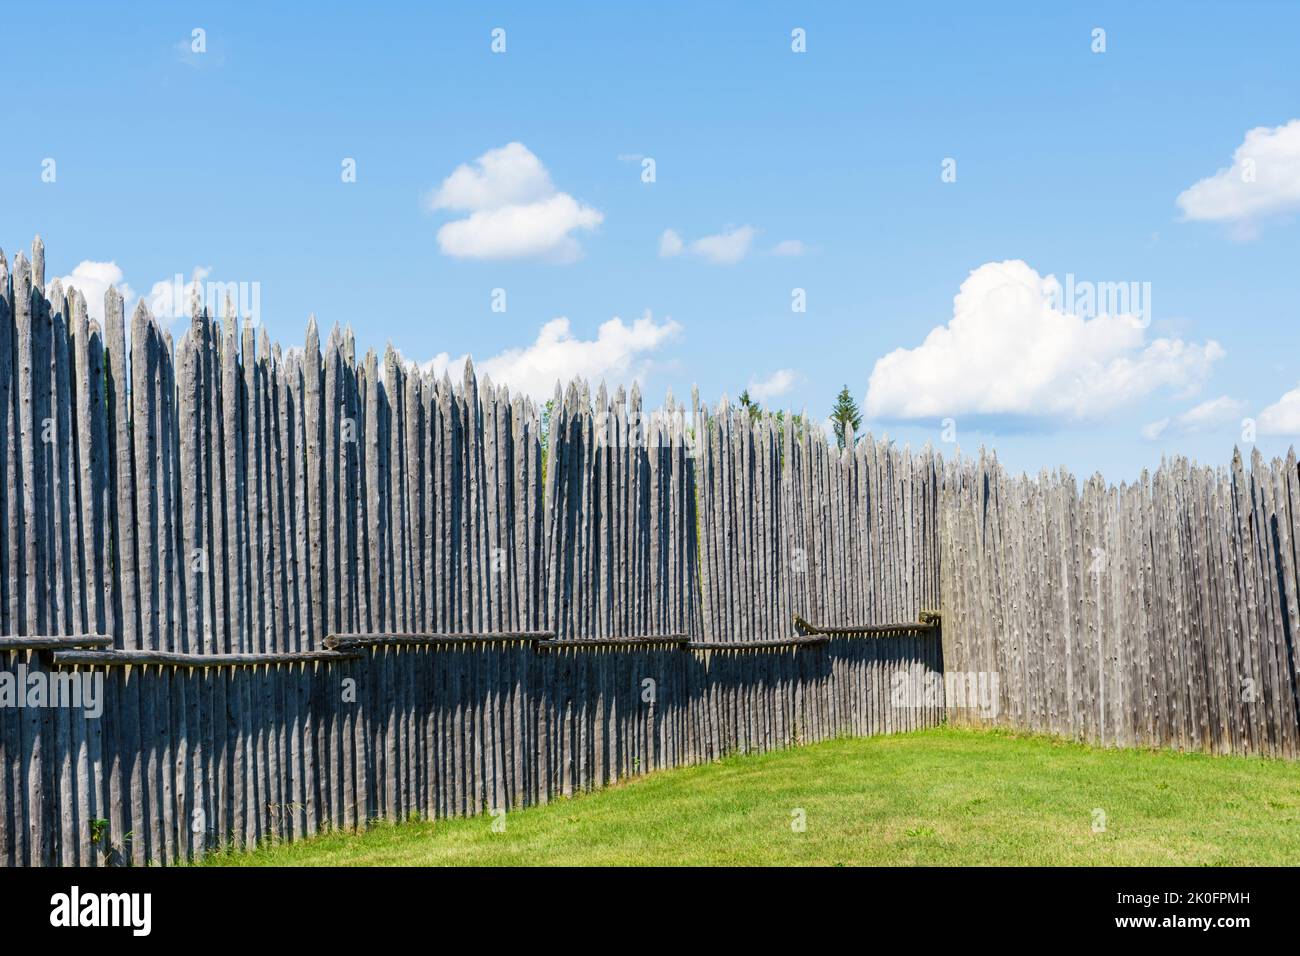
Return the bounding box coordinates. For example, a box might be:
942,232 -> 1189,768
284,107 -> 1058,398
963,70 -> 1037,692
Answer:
14,235 -> 1296,869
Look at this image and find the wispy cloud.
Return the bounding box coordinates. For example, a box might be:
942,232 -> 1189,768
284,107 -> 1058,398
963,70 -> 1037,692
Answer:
1142,395 -> 1247,440
769,239 -> 806,257
658,225 -> 755,265
747,368 -> 797,402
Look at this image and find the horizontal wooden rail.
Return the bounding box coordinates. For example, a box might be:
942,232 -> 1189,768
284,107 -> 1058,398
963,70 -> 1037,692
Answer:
325,631 -> 555,650
537,635 -> 690,650
687,636 -> 830,650
45,649 -> 363,668
0,634 -> 113,651
25,625 -> 934,664
793,613 -> 941,637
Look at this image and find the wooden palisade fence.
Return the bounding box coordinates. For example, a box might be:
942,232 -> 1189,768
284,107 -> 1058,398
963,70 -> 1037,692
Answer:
940,451 -> 1300,757
0,238 -> 942,866
6,235 -> 1297,866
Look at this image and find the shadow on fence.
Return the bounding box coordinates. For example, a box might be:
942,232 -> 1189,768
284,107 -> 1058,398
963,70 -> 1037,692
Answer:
4,626 -> 942,866
0,237 -> 942,865
9,234 -> 1297,867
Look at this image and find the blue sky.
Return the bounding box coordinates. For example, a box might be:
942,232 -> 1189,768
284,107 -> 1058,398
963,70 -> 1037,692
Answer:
3,1 -> 1300,481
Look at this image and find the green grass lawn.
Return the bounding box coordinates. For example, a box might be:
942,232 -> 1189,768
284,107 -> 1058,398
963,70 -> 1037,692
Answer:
203,727 -> 1300,866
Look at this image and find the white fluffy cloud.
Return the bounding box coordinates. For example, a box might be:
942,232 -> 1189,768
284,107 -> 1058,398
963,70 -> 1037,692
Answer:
1142,395 -> 1247,440
748,368 -> 796,402
423,310 -> 681,400
769,239 -> 806,257
659,226 -> 754,264
864,260 -> 1224,422
55,261 -> 135,324
1259,383 -> 1300,435
1176,119 -> 1300,236
427,143 -> 603,261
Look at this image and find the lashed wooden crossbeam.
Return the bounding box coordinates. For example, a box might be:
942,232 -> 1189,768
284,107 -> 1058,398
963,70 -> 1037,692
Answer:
0,634 -> 112,651
537,635 -> 690,650
687,635 -> 830,650
792,613 -> 941,637
325,631 -> 555,650
45,649 -> 362,668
